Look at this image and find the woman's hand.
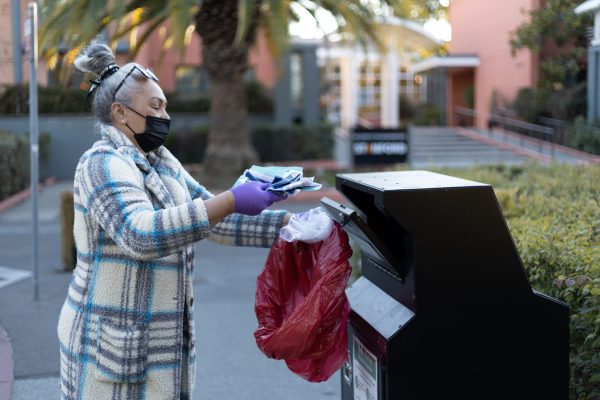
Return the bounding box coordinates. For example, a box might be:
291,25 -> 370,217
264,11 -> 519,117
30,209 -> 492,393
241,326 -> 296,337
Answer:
230,181 -> 287,216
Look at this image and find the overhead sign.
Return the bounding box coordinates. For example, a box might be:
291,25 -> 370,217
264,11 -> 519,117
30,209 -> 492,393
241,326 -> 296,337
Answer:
352,127 -> 409,165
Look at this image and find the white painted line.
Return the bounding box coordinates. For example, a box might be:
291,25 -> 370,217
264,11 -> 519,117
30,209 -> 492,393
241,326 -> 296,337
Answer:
0,266 -> 32,289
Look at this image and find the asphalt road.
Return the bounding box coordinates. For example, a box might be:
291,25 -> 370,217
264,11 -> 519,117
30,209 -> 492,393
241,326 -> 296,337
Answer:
0,183 -> 340,399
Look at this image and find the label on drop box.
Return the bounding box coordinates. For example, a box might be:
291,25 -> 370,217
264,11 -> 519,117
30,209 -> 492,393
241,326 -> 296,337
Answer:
353,336 -> 378,400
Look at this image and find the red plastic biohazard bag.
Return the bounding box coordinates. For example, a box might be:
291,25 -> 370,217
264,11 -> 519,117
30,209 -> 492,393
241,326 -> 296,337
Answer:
254,222 -> 352,382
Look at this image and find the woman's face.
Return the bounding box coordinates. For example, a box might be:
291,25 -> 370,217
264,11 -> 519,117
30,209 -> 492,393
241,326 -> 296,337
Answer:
123,79 -> 170,134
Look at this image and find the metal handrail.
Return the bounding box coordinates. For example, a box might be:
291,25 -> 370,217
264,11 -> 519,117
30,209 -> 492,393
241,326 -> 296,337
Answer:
454,107 -> 556,157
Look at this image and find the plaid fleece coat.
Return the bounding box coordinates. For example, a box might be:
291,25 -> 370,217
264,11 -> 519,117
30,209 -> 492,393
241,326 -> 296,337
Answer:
57,124 -> 286,400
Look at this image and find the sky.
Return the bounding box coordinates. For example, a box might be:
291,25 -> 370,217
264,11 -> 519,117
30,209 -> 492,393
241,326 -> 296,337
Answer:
289,0 -> 452,42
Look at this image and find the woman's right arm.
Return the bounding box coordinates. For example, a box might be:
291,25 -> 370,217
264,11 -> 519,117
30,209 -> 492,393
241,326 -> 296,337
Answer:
78,147 -> 234,261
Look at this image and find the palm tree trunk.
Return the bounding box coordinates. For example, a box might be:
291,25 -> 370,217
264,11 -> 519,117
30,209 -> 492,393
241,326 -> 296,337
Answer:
195,0 -> 259,186
203,71 -> 258,184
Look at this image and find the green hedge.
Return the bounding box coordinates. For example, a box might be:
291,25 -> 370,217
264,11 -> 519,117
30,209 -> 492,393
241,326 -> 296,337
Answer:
166,124 -> 334,164
567,116 -> 600,156
0,130 -> 51,202
433,163 -> 599,399
412,103 -> 443,126
0,79 -> 273,114
0,85 -> 89,114
512,84 -> 587,123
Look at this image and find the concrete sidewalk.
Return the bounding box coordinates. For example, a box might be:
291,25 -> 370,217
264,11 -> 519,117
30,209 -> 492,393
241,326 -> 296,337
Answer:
0,180 -> 343,399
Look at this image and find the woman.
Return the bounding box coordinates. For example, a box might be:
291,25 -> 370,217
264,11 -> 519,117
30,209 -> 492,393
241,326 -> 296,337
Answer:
57,40 -> 291,400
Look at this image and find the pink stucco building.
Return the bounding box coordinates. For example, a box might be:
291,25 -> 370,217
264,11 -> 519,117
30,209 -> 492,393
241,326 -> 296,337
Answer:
129,29 -> 277,93
412,0 -> 544,128
0,0 -> 48,86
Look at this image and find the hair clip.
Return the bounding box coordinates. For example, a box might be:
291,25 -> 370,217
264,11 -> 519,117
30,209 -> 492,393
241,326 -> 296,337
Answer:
85,64 -> 120,99
86,79 -> 101,99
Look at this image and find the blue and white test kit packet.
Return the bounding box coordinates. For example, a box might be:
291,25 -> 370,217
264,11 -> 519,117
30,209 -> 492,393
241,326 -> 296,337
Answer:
234,165 -> 322,196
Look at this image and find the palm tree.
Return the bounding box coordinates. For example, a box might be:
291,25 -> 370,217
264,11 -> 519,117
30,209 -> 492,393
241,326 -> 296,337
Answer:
40,0 -> 437,183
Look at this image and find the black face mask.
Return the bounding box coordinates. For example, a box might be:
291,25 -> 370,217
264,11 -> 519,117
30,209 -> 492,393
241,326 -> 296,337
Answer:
122,105 -> 170,153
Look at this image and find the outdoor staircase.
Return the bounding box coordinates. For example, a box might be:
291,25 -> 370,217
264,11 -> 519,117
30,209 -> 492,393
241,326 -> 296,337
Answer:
409,127 -> 527,168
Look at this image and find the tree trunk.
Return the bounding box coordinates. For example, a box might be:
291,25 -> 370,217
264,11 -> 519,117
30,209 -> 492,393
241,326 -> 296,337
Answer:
195,0 -> 260,187
203,73 -> 258,185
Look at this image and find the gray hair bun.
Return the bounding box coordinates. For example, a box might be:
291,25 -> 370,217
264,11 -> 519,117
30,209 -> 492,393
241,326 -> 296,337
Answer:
74,39 -> 115,76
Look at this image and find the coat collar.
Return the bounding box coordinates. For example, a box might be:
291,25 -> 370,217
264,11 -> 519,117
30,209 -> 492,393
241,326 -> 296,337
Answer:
98,123 -> 183,208
98,123 -> 180,176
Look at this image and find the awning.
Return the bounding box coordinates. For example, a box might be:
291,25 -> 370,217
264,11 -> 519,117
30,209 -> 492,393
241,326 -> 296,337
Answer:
575,0 -> 600,14
409,55 -> 480,74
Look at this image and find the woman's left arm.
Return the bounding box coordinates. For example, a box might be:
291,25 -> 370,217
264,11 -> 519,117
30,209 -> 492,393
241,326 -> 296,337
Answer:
183,168 -> 291,247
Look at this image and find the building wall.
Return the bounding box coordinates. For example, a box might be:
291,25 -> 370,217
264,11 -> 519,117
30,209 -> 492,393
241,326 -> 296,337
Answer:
0,0 -> 22,86
449,0 -> 540,127
0,0 -> 48,87
133,28 -> 277,92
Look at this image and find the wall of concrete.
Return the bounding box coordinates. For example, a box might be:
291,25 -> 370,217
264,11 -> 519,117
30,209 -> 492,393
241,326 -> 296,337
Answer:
449,0 -> 539,127
0,114 -> 271,179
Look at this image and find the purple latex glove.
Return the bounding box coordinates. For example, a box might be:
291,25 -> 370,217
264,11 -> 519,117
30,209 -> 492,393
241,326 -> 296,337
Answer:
230,181 -> 286,215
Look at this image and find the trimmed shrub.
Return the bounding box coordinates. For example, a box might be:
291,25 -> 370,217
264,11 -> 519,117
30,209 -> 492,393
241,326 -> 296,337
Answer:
412,103 -> 442,126
0,85 -> 89,114
512,83 -> 587,123
164,126 -> 209,164
0,79 -> 273,114
0,130 -> 51,201
166,124 -> 334,164
166,96 -> 211,113
245,79 -> 274,114
0,130 -> 29,201
567,116 -> 600,156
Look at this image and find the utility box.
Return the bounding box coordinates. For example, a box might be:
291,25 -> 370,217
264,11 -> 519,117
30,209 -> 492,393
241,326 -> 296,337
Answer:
321,170 -> 569,400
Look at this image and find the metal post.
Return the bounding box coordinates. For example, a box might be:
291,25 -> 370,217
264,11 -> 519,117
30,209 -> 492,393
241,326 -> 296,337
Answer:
12,0 -> 23,113
26,2 -> 39,301
12,0 -> 23,84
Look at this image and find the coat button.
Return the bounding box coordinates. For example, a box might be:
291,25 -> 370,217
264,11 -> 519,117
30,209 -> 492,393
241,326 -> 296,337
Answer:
190,297 -> 194,307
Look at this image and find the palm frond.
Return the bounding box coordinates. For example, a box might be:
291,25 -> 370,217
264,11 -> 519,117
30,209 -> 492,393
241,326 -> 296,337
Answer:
260,0 -> 290,58
167,0 -> 199,55
234,0 -> 256,46
40,0 -> 193,66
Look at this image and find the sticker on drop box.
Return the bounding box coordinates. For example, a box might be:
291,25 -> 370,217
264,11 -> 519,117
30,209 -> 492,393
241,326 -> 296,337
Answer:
353,336 -> 378,400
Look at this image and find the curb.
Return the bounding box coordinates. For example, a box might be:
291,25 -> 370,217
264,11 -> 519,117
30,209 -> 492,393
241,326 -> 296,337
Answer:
0,325 -> 14,400
0,177 -> 58,214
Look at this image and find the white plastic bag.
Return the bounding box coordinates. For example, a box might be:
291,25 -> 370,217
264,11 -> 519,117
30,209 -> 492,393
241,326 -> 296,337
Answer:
279,207 -> 333,243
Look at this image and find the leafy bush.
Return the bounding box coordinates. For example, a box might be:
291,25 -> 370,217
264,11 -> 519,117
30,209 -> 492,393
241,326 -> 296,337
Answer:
412,103 -> 442,126
567,116 -> 600,156
166,124 -> 333,164
512,83 -> 587,123
166,95 -> 211,113
0,85 -> 89,114
462,84 -> 475,109
0,79 -> 273,114
0,130 -> 51,201
399,95 -> 415,121
512,87 -> 547,122
432,163 -> 599,399
253,124 -> 334,162
245,79 -> 274,114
